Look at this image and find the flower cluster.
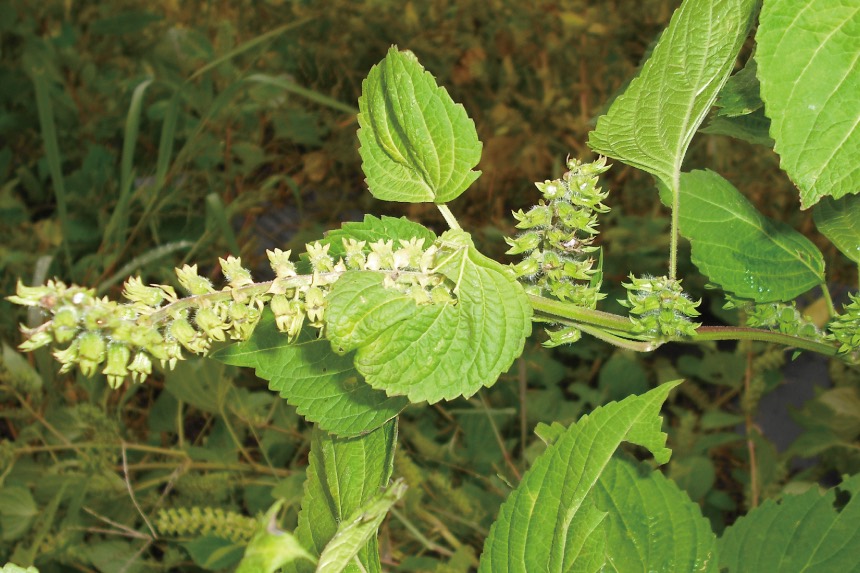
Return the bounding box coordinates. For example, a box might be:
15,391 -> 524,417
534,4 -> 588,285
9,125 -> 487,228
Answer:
827,293 -> 860,356
620,274 -> 701,341
8,238 -> 447,388
724,296 -> 822,340
506,157 -> 611,347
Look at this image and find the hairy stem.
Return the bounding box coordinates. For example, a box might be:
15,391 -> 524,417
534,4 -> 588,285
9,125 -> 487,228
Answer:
669,177 -> 680,281
437,204 -> 461,230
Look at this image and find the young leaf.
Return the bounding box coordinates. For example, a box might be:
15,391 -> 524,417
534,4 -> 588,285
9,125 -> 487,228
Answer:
326,232 -> 532,404
588,0 -> 756,187
813,195 -> 860,264
213,312 -> 407,437
479,381 -> 693,572
286,421 -> 397,573
719,473 -> 860,572
236,502 -> 315,573
757,0 -> 860,209
666,170 -> 825,302
316,480 -> 407,572
357,46 -> 482,204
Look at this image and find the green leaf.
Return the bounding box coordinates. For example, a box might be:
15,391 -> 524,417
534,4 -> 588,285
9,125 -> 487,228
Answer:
316,480 -> 407,572
756,0 -> 860,208
213,311 -> 407,437
321,215 -> 437,260
588,0 -> 756,186
357,46 -> 482,203
714,58 -> 763,117
594,456 -> 717,572
667,170 -> 824,302
700,109 -> 773,147
326,231 -> 532,404
286,421 -> 397,573
719,473 -> 860,572
184,536 -> 245,571
479,381 -> 711,572
237,503 -> 315,573
0,486 -> 37,542
813,195 -> 860,264
0,564 -> 39,573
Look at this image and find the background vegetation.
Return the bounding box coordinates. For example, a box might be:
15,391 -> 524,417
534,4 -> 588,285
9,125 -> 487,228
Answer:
2,1 -> 857,571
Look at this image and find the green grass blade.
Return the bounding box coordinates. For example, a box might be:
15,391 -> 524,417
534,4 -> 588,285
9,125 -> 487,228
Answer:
104,77 -> 153,252
154,91 -> 180,193
96,239 -> 194,295
29,63 -> 71,268
188,18 -> 313,82
206,192 -> 241,255
246,73 -> 358,115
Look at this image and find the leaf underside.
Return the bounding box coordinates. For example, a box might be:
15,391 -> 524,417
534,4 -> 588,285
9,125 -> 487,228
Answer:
757,0 -> 860,208
588,0 -> 756,187
813,194 -> 860,264
212,312 -> 406,437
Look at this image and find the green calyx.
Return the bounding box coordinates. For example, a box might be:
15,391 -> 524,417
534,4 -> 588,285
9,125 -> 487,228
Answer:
506,156 -> 611,347
620,274 -> 701,341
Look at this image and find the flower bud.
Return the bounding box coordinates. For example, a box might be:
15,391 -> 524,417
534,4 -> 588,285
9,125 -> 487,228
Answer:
306,242 -> 334,273
505,232 -> 541,255
219,256 -> 254,289
128,351 -> 153,383
267,248 -> 297,278
52,306 -> 80,343
305,286 -> 326,324
103,344 -> 131,389
176,265 -> 215,295
19,329 -> 54,352
123,276 -> 165,307
77,331 -> 107,377
195,306 -> 227,342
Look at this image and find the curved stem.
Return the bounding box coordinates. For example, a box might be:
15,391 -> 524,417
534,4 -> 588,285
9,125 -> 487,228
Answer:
437,204 -> 461,231
529,294 -> 842,358
528,294 -> 635,333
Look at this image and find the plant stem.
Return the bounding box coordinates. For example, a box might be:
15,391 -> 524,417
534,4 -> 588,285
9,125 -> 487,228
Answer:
669,177 -> 680,280
528,294 -> 635,333
437,204 -> 461,230
691,326 -> 838,357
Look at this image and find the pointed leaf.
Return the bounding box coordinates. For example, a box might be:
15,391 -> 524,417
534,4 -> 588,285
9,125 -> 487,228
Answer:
286,422 -> 397,573
588,0 -> 756,186
813,195 -> 860,264
719,473 -> 860,572
478,381 -> 684,572
669,170 -> 824,302
357,46 -> 482,203
316,480 -> 407,572
326,231 -> 532,403
757,0 -> 860,208
213,312 -> 407,437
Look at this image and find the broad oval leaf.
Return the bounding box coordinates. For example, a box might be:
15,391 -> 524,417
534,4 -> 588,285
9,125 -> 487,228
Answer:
757,0 -> 860,209
357,46 -> 482,204
213,312 -> 407,437
719,473 -> 860,572
813,195 -> 860,264
588,0 -> 756,186
478,381 -> 715,572
326,232 -> 532,404
671,170 -> 825,302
